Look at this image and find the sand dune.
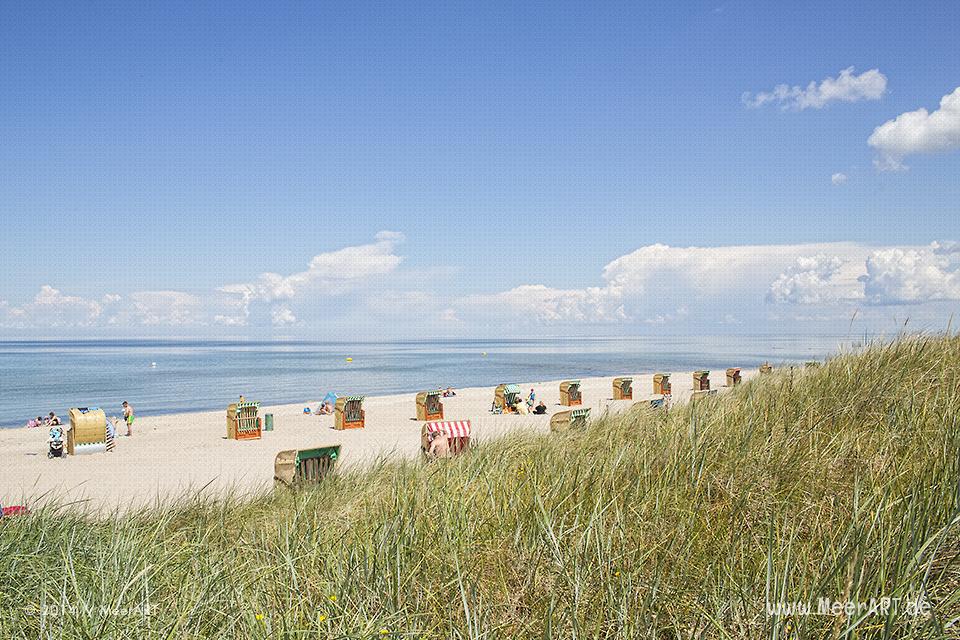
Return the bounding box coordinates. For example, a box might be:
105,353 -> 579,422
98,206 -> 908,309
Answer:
0,369 -> 754,512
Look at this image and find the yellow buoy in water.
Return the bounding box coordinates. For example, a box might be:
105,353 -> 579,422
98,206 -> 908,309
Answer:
346,357 -> 353,362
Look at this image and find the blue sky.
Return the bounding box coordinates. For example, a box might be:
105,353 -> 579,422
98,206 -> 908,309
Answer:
1,1 -> 958,338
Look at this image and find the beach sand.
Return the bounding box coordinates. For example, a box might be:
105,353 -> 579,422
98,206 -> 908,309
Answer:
1,370 -> 755,513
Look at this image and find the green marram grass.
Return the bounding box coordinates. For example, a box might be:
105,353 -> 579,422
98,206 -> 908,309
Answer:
1,335 -> 959,638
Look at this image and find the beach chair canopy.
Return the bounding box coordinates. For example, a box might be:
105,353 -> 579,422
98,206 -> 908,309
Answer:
571,408 -> 590,419
424,420 -> 471,438
344,395 -> 365,402
504,384 -> 520,394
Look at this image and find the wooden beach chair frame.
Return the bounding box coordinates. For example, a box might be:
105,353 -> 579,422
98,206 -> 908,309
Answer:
550,408 -> 591,432
335,396 -> 365,430
693,371 -> 710,392
494,384 -> 521,413
416,390 -> 444,421
653,373 -> 671,396
421,420 -> 471,458
613,377 -> 633,400
726,368 -> 742,386
274,445 -> 341,487
227,401 -> 262,440
559,380 -> 582,406
66,407 -> 108,456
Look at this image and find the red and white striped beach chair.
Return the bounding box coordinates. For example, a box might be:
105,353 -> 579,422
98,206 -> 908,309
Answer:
421,420 -> 471,458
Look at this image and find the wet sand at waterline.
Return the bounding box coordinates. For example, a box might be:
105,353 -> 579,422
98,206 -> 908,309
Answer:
1,370 -> 755,513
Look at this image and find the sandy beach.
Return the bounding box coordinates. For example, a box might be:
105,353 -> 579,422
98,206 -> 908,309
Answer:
1,369 -> 755,512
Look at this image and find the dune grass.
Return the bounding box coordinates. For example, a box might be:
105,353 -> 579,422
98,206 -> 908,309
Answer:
1,335 -> 960,638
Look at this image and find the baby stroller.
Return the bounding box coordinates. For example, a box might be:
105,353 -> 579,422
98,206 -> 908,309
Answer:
47,426 -> 64,458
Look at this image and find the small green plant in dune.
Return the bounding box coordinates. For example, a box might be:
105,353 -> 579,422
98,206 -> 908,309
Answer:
1,335 -> 959,638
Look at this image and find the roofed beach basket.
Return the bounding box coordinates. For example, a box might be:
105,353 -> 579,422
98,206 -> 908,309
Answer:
653,373 -> 671,395
335,396 -> 365,430
550,407 -> 590,432
421,420 -> 471,457
760,362 -> 773,374
416,390 -> 444,421
67,407 -> 111,455
494,384 -> 521,413
613,377 -> 633,400
227,401 -> 262,440
693,371 -> 710,392
559,380 -> 582,406
726,368 -> 742,386
274,445 -> 341,487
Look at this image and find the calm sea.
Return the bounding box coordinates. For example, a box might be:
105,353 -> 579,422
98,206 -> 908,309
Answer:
0,336 -> 853,428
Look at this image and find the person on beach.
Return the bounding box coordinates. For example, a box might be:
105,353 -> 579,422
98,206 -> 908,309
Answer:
122,401 -> 134,436
26,416 -> 43,428
427,428 -> 450,459
47,411 -> 61,426
443,387 -> 456,397
526,389 -> 536,409
533,401 -> 547,415
514,398 -> 529,415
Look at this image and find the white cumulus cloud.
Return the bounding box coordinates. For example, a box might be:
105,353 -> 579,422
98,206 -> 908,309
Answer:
831,172 -> 848,185
868,86 -> 960,171
859,242 -> 960,304
458,284 -> 626,324
271,306 -> 297,326
767,255 -> 864,304
743,67 -> 887,111
1,286 -> 104,328
122,291 -> 203,326
217,231 -> 405,325
458,243 -> 873,326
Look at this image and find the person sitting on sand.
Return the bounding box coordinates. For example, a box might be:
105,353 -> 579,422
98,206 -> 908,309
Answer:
317,400 -> 334,415
427,428 -> 450,459
47,411 -> 61,426
122,401 -> 135,436
443,387 -> 457,397
533,401 -> 547,415
25,416 -> 43,428
513,398 -> 528,415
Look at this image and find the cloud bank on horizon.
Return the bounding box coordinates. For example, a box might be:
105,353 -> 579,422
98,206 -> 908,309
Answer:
3,234 -> 958,335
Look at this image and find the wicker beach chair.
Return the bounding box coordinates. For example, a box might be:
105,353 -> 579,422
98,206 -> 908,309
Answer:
613,377 -> 633,400
559,380 -> 582,406
335,396 -> 365,430
421,420 -> 471,458
227,401 -> 262,440
274,445 -> 341,487
416,390 -> 444,421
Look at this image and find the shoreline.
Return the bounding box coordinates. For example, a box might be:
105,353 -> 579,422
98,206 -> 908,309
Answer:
1,369 -> 756,513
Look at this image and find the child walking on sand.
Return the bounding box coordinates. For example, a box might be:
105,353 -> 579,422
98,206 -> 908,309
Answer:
122,401 -> 135,436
